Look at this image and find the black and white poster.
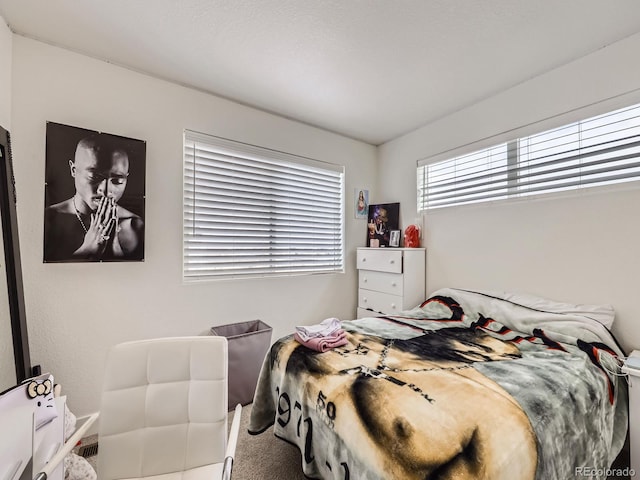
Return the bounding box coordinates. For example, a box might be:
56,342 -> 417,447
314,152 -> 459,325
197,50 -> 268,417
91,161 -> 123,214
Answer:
43,122 -> 146,262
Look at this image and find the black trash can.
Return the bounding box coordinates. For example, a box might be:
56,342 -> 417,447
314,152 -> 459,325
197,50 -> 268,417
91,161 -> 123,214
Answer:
209,320 -> 272,410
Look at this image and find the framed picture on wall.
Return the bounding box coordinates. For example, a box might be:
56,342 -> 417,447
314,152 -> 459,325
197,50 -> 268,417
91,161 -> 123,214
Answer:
355,188 -> 369,219
366,202 -> 399,247
43,122 -> 146,263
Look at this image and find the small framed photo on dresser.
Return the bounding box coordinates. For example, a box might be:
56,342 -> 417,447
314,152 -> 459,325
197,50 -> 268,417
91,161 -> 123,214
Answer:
389,230 -> 401,247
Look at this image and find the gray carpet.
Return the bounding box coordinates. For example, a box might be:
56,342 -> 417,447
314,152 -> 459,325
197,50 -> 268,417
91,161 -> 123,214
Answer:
233,403 -> 306,480
76,403 -> 307,479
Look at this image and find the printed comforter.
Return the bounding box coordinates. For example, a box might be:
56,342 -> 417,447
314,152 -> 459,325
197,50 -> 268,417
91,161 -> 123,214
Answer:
248,288 -> 628,480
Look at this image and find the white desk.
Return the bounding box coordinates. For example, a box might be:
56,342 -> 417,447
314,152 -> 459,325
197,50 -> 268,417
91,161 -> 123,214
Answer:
33,406 -> 99,480
32,396 -> 66,480
0,394 -> 98,480
0,405 -> 33,480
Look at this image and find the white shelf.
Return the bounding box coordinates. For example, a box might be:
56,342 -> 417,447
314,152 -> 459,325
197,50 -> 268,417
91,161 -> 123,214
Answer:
0,405 -> 32,480
0,392 -> 99,480
33,410 -> 99,480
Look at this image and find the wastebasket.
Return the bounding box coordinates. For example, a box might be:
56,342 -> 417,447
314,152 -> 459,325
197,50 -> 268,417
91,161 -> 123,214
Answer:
208,320 -> 272,410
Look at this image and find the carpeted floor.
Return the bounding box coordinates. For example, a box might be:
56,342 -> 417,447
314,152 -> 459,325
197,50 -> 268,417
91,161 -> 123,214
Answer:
232,403 -> 307,479
75,403 -> 307,479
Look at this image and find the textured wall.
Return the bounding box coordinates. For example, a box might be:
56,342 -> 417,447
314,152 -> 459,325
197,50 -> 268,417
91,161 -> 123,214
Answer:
9,36 -> 377,418
378,32 -> 640,353
0,15 -> 11,129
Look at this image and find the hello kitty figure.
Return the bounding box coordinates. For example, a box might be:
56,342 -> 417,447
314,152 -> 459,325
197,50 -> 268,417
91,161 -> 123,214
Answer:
25,373 -> 59,429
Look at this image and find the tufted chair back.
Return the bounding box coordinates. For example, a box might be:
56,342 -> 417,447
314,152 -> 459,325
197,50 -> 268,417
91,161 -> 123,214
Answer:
97,336 -> 229,480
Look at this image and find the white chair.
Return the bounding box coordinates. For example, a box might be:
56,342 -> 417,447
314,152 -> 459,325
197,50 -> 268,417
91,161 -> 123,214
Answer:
97,336 -> 242,480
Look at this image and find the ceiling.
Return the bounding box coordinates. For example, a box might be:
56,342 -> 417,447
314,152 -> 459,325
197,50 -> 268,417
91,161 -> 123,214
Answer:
1,1 -> 640,145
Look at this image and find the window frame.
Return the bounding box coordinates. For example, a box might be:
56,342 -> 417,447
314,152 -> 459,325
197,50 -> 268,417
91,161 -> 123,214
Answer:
418,101 -> 640,211
183,130 -> 345,282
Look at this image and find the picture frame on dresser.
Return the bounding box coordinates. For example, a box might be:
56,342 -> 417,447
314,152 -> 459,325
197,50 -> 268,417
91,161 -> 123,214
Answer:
389,230 -> 400,247
366,202 -> 399,247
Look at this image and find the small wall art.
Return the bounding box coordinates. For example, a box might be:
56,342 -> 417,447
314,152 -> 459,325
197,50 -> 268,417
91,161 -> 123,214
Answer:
355,188 -> 369,219
366,202 -> 399,247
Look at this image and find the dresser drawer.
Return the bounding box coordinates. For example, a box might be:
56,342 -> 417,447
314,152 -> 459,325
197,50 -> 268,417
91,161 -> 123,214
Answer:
356,249 -> 403,273
359,270 -> 403,296
358,289 -> 404,315
357,307 -> 379,319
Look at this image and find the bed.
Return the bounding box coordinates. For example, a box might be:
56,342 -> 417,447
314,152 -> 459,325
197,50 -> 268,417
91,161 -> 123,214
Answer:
248,287 -> 628,480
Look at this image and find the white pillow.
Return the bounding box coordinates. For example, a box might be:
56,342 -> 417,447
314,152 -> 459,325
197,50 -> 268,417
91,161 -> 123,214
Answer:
480,290 -> 615,329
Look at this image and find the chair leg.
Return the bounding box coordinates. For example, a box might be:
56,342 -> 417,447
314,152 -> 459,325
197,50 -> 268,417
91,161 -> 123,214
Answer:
222,404 -> 242,480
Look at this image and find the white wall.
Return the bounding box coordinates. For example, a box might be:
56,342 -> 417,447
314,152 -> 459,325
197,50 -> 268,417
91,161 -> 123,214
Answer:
0,14 -> 13,394
10,36 -> 377,417
379,32 -> 640,353
0,15 -> 11,128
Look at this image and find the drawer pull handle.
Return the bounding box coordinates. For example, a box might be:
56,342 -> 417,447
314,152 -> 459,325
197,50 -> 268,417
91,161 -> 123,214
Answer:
391,282 -> 397,287
363,298 -> 367,303
391,303 -> 396,309
363,277 -> 368,283
389,260 -> 395,264
362,257 -> 366,262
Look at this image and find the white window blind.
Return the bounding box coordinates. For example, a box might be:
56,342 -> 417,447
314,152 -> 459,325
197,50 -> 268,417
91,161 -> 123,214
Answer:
184,131 -> 344,280
418,102 -> 640,210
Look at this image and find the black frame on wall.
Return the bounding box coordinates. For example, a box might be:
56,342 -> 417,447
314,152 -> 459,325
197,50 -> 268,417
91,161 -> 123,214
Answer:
0,125 -> 31,382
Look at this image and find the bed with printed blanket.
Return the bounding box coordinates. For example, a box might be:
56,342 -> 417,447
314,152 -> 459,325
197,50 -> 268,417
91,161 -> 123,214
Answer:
248,288 -> 628,480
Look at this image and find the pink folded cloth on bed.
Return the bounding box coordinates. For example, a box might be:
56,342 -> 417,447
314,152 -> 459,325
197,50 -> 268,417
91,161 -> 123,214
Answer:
294,329 -> 348,352
295,317 -> 342,341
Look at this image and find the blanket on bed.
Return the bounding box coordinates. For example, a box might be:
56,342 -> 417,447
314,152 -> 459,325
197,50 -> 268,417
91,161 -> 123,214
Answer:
248,288 -> 628,480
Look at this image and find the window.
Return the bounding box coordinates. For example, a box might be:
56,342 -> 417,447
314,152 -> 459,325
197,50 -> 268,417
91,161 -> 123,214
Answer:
183,131 -> 344,280
418,102 -> 640,210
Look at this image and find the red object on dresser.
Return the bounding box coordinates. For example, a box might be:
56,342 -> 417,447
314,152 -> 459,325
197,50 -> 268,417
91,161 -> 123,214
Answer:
404,224 -> 420,247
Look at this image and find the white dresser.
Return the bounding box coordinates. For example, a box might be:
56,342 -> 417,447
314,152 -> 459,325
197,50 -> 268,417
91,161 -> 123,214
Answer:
356,247 -> 426,318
